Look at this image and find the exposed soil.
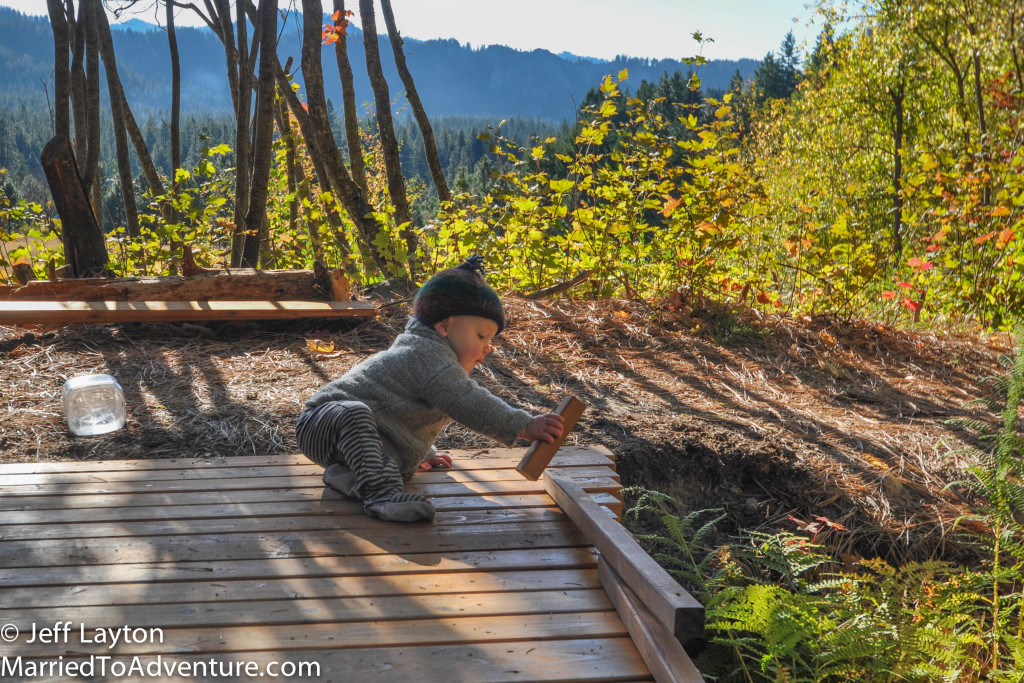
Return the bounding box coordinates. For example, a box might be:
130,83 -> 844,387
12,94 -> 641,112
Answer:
0,291 -> 1009,566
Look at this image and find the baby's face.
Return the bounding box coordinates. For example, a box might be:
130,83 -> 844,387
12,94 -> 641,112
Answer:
434,315 -> 499,372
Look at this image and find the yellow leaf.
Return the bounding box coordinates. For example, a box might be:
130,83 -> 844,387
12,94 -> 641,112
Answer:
991,205 -> 1011,217
306,339 -> 336,353
662,197 -> 682,218
614,310 -> 629,318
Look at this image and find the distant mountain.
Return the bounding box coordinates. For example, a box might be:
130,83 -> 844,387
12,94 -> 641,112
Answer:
110,18 -> 160,33
0,6 -> 757,121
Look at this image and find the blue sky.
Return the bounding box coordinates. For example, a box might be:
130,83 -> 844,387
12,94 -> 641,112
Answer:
0,0 -> 820,62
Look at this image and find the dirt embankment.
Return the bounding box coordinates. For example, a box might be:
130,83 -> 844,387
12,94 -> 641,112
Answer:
0,294 -> 1007,565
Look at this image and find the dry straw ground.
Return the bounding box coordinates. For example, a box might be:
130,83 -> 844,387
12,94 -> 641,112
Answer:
0,291 -> 1009,566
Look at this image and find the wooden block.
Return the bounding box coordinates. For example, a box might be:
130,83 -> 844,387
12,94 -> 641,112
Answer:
516,395 -> 586,480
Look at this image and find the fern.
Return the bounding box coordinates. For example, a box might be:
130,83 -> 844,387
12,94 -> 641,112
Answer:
945,323 -> 1024,670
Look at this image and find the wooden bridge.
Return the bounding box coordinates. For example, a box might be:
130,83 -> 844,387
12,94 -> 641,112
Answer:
0,445 -> 703,682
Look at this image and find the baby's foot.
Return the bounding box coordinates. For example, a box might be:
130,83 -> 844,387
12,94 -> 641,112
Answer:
322,463 -> 359,498
365,491 -> 435,522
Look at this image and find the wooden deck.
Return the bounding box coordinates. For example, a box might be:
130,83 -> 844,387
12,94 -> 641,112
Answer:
0,445 -> 703,682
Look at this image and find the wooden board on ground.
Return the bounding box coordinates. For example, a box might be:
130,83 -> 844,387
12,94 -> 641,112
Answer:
0,445 -> 700,681
0,299 -> 376,324
0,267 -> 351,302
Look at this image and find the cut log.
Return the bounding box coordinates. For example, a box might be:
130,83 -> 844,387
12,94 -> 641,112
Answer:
40,135 -> 111,278
0,300 -> 376,325
0,268 -> 352,302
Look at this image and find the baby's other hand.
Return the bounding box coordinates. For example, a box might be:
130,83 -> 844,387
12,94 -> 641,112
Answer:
419,451 -> 453,470
519,414 -> 564,444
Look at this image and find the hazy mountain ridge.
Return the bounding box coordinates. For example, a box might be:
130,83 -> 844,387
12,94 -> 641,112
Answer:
0,6 -> 756,121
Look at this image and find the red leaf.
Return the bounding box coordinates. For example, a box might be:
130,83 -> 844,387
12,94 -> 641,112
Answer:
813,515 -> 848,531
882,291 -> 897,300
974,231 -> 996,244
997,228 -> 1016,249
902,298 -> 921,312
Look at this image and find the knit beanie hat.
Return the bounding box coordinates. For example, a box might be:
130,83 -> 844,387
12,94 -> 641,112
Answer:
413,255 -> 506,334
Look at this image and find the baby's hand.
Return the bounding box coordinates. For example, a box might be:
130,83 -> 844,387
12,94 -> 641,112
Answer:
519,414 -> 564,444
419,451 -> 453,470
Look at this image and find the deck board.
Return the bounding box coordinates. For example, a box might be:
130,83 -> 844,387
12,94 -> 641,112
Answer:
0,446 -> 657,682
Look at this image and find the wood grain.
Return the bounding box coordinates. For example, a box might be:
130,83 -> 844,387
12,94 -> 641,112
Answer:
517,395 -> 587,480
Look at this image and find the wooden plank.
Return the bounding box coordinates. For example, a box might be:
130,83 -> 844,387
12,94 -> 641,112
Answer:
0,520 -> 588,568
0,475 -> 618,504
0,299 -> 376,324
0,477 -> 620,507
1,589 -> 614,637
0,445 -> 615,474
0,506 -> 568,541
0,490 -> 623,520
545,474 -> 705,641
3,568 -> 601,609
3,611 -> 628,657
0,546 -> 599,588
517,395 -> 587,480
0,465 -> 618,490
38,638 -> 650,683
599,558 -> 705,683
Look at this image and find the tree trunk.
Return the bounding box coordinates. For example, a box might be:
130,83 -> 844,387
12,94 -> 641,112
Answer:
274,96 -> 302,253
330,0 -> 368,195
231,0 -> 252,266
92,4 -> 166,212
358,0 -> 416,275
275,66 -> 357,276
41,135 -> 110,278
239,0 -> 277,268
1011,10 -> 1024,92
119,89 -> 166,200
167,0 -> 182,226
91,0 -> 139,238
46,0 -> 70,139
82,0 -> 101,232
379,0 -> 451,204
890,81 -> 905,264
294,1 -> 395,275
69,0 -> 88,174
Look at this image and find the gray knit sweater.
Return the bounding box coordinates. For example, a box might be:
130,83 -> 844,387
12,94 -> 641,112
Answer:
304,317 -> 532,479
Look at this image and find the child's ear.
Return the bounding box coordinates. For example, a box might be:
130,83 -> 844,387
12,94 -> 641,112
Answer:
433,317 -> 452,337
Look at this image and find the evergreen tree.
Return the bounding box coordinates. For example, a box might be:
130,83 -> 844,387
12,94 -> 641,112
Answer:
754,31 -> 802,102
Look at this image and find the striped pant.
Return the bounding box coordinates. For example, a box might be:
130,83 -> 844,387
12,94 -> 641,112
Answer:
295,400 -> 413,508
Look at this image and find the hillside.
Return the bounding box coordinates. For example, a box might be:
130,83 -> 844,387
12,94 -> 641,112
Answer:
0,6 -> 756,120
0,294 -> 1005,568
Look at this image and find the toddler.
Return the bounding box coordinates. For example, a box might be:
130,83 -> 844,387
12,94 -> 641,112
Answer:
296,257 -> 564,522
